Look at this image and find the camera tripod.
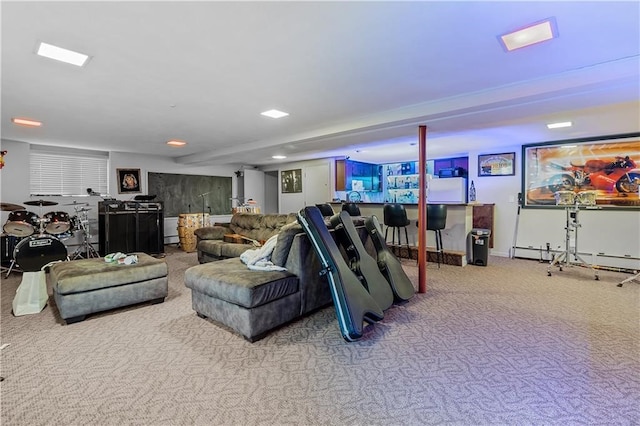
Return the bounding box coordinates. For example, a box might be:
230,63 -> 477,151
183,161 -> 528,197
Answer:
547,201 -> 599,280
69,207 -> 99,260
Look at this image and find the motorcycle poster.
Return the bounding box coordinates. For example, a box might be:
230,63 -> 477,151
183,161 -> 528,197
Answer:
523,134 -> 640,208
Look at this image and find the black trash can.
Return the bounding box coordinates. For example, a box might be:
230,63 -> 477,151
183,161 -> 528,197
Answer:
469,228 -> 491,266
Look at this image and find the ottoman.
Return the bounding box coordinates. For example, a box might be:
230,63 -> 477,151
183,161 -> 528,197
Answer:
184,258 -> 300,342
49,253 -> 168,324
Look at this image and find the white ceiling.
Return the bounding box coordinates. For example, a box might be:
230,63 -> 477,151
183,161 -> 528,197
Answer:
2,1 -> 639,167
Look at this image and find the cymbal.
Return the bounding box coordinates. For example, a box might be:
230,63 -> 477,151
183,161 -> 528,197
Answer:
24,199 -> 58,207
63,201 -> 89,206
0,202 -> 25,211
75,207 -> 92,212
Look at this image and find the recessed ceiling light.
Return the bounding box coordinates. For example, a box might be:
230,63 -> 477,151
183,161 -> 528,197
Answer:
547,121 -> 572,129
272,155 -> 287,159
166,140 -> 187,147
12,117 -> 42,127
261,109 -> 289,119
36,42 -> 89,67
499,18 -> 557,52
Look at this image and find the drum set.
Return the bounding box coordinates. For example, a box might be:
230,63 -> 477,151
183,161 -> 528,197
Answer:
547,190 -> 599,280
1,199 -> 98,276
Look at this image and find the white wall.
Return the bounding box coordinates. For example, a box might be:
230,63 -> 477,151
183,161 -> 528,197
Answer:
467,144 -> 639,270
1,139 -> 240,247
265,147 -> 639,270
4,138 -> 638,269
263,158 -> 333,215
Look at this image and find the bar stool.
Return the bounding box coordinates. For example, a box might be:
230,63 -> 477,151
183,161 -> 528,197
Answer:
425,204 -> 447,267
341,203 -> 361,216
383,204 -> 410,251
315,203 -> 335,217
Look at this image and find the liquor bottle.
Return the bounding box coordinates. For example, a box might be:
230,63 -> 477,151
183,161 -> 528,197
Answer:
470,180 -> 476,202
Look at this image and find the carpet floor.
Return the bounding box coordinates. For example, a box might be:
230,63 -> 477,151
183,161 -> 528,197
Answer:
1,246 -> 639,425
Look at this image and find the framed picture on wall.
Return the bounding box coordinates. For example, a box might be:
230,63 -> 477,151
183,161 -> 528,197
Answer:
281,169 -> 302,193
117,168 -> 141,194
522,133 -> 640,208
478,152 -> 515,177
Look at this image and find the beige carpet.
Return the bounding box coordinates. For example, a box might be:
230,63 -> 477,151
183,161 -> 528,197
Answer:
1,246 -> 639,425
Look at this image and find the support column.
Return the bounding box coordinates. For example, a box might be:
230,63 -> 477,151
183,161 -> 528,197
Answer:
418,125 -> 428,293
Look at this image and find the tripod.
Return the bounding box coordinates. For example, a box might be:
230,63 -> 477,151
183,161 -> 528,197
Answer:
547,201 -> 599,280
617,272 -> 640,287
69,208 -> 99,259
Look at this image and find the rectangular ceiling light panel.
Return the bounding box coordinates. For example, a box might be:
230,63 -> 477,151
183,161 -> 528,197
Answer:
547,121 -> 572,129
499,18 -> 557,52
12,117 -> 42,127
37,42 -> 89,66
261,109 -> 289,119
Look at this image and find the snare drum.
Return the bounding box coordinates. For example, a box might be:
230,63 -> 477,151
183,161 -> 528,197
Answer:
3,210 -> 39,237
576,190 -> 597,206
43,211 -> 71,234
14,235 -> 67,272
554,191 -> 576,206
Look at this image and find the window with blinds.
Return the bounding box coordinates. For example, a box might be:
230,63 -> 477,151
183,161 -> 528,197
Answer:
30,146 -> 108,196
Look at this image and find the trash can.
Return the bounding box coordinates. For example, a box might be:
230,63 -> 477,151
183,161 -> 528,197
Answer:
469,228 -> 491,266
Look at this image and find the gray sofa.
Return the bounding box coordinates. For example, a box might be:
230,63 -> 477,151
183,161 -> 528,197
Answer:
185,214 -> 372,341
193,213 -> 297,264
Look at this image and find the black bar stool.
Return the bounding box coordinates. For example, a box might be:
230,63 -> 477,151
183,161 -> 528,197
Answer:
383,203 -> 410,252
341,203 -> 361,216
425,204 -> 447,267
315,203 -> 335,217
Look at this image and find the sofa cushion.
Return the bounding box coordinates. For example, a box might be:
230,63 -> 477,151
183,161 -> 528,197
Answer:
197,239 -> 225,257
194,226 -> 228,240
272,222 -> 304,267
228,213 -> 297,242
220,243 -> 255,258
184,258 -> 299,309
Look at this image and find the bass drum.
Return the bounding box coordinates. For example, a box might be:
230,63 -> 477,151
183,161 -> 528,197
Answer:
14,235 -> 67,272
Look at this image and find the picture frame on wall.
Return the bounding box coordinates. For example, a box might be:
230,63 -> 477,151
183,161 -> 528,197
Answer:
521,133 -> 640,209
478,152 -> 516,177
281,169 -> 302,193
117,168 -> 142,194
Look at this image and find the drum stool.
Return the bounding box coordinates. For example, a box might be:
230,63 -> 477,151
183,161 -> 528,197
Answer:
49,253 -> 168,324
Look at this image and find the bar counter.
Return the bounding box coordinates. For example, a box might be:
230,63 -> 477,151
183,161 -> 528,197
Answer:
329,202 -> 494,253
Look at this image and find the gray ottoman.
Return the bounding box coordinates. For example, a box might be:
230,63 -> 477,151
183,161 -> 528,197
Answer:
50,253 -> 168,324
184,258 -> 301,342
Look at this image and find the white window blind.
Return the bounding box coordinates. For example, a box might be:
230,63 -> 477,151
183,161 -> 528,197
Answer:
30,147 -> 108,196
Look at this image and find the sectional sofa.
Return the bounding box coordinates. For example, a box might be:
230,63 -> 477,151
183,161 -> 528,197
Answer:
185,213 -> 371,341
